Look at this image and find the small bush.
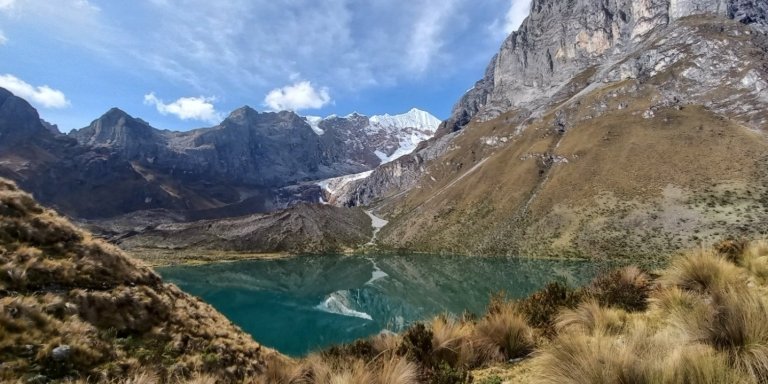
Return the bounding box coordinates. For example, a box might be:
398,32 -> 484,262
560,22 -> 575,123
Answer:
431,361 -> 472,384
398,323 -> 434,366
517,282 -> 583,332
714,238 -> 750,263
586,266 -> 652,312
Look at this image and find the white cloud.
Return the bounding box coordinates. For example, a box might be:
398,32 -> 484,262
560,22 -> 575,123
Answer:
0,74 -> 70,108
502,0 -> 531,35
264,81 -> 332,112
0,0 -> 15,11
0,30 -> 6,45
143,92 -> 222,123
406,0 -> 459,74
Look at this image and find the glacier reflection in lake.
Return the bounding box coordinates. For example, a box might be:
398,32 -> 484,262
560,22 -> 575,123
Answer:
158,254 -> 617,356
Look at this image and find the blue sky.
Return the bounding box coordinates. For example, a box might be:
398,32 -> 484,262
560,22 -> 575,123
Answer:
0,0 -> 531,132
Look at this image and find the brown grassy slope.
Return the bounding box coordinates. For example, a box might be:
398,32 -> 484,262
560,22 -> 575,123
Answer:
377,82 -> 768,259
374,17 -> 768,260
0,178 -> 278,382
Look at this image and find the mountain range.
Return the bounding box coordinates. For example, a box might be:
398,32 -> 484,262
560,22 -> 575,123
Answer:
2,0 -> 768,261
0,91 -> 438,222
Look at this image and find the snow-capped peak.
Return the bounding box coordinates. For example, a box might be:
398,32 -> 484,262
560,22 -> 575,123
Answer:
369,108 -> 441,132
304,116 -> 325,135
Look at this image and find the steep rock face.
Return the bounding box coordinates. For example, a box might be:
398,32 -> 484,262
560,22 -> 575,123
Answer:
446,0 -> 768,132
0,88 -> 51,149
0,179 -> 277,381
369,2 -> 768,259
70,108 -> 168,161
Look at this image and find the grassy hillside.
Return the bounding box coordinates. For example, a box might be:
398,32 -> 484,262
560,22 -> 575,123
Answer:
260,239 -> 768,384
372,18 -> 768,260
0,178 -> 279,382
377,83 -> 768,260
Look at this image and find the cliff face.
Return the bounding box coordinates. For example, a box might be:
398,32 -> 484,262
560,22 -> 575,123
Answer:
0,179 -> 277,382
355,0 -> 768,259
445,0 -> 768,132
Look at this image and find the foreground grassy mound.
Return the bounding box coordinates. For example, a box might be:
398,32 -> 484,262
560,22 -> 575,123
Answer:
262,240 -> 768,384
0,179 -> 277,382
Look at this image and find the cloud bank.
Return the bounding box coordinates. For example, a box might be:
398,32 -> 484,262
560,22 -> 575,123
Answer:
503,0 -> 531,34
143,93 -> 222,123
264,81 -> 332,112
0,74 -> 69,108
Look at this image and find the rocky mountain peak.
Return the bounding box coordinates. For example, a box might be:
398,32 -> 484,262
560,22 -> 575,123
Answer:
0,87 -> 49,148
442,0 -> 768,133
70,107 -> 161,148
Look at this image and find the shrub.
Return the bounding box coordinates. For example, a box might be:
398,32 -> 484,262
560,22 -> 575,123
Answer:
321,339 -> 376,362
714,238 -> 750,263
517,282 -> 582,332
431,361 -> 471,384
398,323 -> 434,366
586,266 -> 652,312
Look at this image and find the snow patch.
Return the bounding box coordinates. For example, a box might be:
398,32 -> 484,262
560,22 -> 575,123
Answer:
316,290 -> 372,320
365,210 -> 389,245
304,116 -> 325,135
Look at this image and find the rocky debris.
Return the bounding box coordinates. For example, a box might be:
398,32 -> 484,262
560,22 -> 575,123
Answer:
114,203 -> 373,254
51,345 -> 71,361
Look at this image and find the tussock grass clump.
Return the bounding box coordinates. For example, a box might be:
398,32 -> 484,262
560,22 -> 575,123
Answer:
657,344 -> 752,384
473,302 -> 535,363
555,300 -> 627,336
659,249 -> 742,293
672,286 -> 768,382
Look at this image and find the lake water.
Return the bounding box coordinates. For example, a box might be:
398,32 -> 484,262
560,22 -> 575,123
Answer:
158,254 -> 618,356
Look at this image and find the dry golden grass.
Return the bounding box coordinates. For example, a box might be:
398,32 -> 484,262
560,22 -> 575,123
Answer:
376,356 -> 419,384
0,179 -> 274,382
658,249 -> 743,293
473,302 -> 535,363
555,300 -> 627,336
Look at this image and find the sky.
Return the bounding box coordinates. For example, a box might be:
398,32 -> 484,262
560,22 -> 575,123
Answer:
0,0 -> 531,132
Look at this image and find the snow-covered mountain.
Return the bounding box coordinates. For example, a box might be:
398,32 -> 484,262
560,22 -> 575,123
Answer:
304,108 -> 441,165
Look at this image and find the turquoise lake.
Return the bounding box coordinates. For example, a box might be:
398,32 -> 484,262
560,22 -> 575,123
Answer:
158,254 -> 619,356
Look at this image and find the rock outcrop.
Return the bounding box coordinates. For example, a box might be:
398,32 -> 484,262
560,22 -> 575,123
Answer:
446,0 -> 768,132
